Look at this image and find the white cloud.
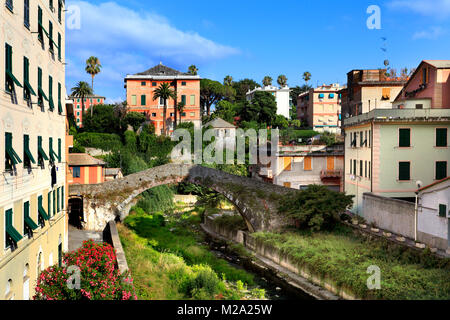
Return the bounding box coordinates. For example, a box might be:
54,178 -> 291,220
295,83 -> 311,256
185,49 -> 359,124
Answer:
412,26 -> 447,40
65,1 -> 239,98
388,0 -> 450,18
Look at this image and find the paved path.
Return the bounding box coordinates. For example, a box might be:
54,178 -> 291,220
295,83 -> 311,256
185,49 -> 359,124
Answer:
68,225 -> 103,252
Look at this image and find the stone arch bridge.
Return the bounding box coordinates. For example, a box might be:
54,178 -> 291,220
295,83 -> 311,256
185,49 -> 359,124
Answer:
69,164 -> 298,232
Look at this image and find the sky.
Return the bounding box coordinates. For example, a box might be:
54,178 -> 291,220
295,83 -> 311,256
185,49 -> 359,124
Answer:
65,0 -> 450,103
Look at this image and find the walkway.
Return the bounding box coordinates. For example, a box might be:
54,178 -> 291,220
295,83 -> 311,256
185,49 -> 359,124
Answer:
68,225 -> 103,252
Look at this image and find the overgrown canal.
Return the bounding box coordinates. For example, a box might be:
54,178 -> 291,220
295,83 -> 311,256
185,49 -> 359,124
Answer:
118,201 -> 315,300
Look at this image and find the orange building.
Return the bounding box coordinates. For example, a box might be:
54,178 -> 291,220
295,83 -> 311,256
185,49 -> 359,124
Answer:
68,154 -> 106,185
124,63 -> 201,135
69,94 -> 106,126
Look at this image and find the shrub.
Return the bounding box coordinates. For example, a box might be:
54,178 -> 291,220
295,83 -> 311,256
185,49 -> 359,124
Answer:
33,240 -> 137,300
182,265 -> 220,298
279,185 -> 354,231
76,132 -> 122,151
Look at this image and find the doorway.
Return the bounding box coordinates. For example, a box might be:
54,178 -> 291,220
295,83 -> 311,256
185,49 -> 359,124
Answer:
68,198 -> 84,229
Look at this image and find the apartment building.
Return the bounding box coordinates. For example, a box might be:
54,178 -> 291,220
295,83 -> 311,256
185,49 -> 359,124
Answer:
69,93 -> 105,126
0,0 -> 67,299
246,85 -> 291,119
297,83 -> 343,133
340,69 -> 406,119
344,60 -> 450,215
253,144 -> 344,192
68,154 -> 106,185
125,63 -> 201,135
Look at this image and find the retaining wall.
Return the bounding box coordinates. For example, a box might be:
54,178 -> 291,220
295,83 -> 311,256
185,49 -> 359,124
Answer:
103,221 -> 129,275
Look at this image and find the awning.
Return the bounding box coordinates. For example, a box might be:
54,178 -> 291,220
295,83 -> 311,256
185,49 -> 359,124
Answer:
6,70 -> 23,88
24,80 -> 37,96
6,225 -> 23,243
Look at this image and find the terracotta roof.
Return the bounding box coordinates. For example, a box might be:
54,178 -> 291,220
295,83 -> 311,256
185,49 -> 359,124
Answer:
69,94 -> 106,99
423,60 -> 450,69
69,153 -> 106,166
418,176 -> 450,192
203,118 -> 236,129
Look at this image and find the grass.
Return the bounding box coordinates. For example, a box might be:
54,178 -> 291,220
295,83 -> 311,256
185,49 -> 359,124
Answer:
252,225 -> 450,300
118,207 -> 266,300
212,213 -> 248,231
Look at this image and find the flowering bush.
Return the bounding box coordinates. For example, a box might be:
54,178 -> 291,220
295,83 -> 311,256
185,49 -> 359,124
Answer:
34,240 -> 137,300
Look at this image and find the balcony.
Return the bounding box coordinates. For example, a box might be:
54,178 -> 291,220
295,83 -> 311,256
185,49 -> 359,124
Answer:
320,170 -> 342,180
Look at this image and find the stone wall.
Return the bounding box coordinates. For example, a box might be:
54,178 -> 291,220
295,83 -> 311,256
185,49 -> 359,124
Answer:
103,221 -> 129,275
363,193 -> 415,239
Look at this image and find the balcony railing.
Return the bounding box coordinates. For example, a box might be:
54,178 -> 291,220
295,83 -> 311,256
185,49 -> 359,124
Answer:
320,170 -> 342,179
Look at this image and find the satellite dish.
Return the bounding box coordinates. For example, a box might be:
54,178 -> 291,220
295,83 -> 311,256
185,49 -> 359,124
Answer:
416,180 -> 423,189
345,113 -> 350,118
384,60 -> 390,67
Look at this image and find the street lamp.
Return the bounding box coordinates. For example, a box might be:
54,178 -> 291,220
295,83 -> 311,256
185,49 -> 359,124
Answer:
414,180 -> 423,242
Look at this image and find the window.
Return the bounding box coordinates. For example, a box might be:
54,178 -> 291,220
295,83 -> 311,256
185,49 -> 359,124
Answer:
48,21 -> 54,52
349,159 -> 352,174
152,82 -> 157,87
436,128 -> 447,147
48,191 -> 52,218
48,76 -> 54,111
181,112 -> 186,117
131,95 -> 137,106
141,81 -> 146,86
369,161 -> 371,178
5,0 -> 13,11
141,95 -> 146,106
5,43 -> 22,95
365,161 -> 367,178
5,133 -> 22,171
151,113 -> 156,117
23,135 -> 35,170
24,201 -> 38,238
61,186 -> 65,210
57,33 -> 61,61
159,97 -> 164,106
38,6 -> 45,44
5,209 -> 22,250
381,88 -> 390,100
58,83 -> 63,114
415,104 -> 423,109
422,67 -> 428,84
353,160 -> 356,175
38,68 -> 48,110
399,162 -> 410,181
181,81 -> 186,86
439,204 -> 447,218
360,160 -> 363,177
38,195 -> 49,227
37,136 -> 49,168
329,93 -> 335,99
49,138 -> 58,163
58,138 -> 61,162
58,0 -> 62,23
435,161 -> 447,180
318,93 -> 324,99
284,157 -> 292,171
23,57 -> 36,102
73,167 -> 80,178
49,0 -> 53,10
190,112 -> 195,117
53,190 -> 56,216
24,0 -> 30,28
304,157 -> 312,171
181,95 -> 186,104
190,95 -> 195,105
399,128 -> 411,147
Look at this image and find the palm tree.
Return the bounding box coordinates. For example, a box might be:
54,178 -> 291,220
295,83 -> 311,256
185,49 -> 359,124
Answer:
85,56 -> 102,92
277,75 -> 287,87
224,75 -> 233,86
262,76 -> 272,87
71,81 -> 93,126
302,72 -> 311,85
400,67 -> 408,79
175,101 -> 186,129
188,65 -> 198,75
153,83 -> 177,136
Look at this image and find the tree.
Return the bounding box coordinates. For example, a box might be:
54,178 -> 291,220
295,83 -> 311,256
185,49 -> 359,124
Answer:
81,104 -> 121,134
152,83 -> 177,136
290,84 -> 312,107
85,56 -> 101,95
200,79 -> 226,116
302,71 -> 311,84
71,81 -> 93,125
188,65 -> 198,75
401,67 -> 409,78
214,100 -> 238,124
223,75 -> 233,86
241,91 -> 277,126
175,101 -> 186,129
273,115 -> 289,129
277,75 -> 287,87
123,112 -> 146,132
262,76 -> 272,87
232,79 -> 260,102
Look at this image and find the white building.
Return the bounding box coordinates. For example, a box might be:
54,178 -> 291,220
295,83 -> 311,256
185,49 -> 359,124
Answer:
203,118 -> 236,150
246,85 -> 290,119
418,177 -> 450,251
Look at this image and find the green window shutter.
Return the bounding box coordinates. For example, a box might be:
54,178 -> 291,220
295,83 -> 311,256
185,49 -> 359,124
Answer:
181,95 -> 186,104
24,134 -> 36,165
48,192 -> 52,217
58,33 -> 61,60
141,95 -> 146,105
61,186 -> 65,210
439,204 -> 447,218
49,137 -> 54,162
5,132 -> 22,165
23,57 -> 36,97
436,162 -> 447,180
399,162 -> 410,181
360,160 -> 363,176
5,209 -> 23,245
53,191 -> 56,216
24,201 -> 38,232
38,136 -> 49,163
38,195 -> 49,221
58,138 -> 61,162
58,83 -> 63,114
436,128 -> 447,147
49,76 -> 54,110
399,129 -> 411,147
57,188 -> 60,213
190,95 -> 195,105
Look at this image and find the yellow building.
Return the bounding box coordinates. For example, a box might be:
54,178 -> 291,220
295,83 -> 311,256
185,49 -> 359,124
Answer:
0,0 -> 67,300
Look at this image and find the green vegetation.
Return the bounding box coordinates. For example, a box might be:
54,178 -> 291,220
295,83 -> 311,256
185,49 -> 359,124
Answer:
253,225 -> 450,300
119,205 -> 266,300
76,132 -> 122,151
278,185 -> 354,231
212,213 -> 248,231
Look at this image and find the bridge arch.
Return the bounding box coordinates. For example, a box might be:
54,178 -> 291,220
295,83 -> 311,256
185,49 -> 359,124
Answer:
69,164 -> 295,232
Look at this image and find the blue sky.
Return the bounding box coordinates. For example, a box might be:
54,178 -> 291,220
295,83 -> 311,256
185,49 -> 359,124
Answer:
65,0 -> 450,103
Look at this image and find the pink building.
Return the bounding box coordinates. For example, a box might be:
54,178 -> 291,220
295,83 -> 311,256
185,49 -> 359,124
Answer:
394,60 -> 450,109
